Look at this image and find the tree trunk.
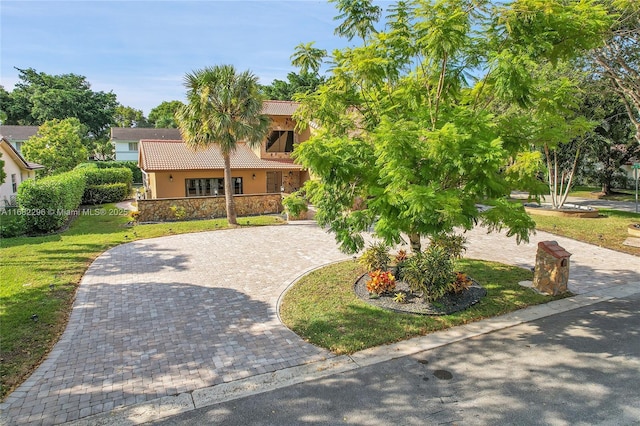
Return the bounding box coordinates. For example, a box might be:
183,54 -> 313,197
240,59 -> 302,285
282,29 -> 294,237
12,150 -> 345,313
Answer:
223,154 -> 238,225
408,233 -> 421,253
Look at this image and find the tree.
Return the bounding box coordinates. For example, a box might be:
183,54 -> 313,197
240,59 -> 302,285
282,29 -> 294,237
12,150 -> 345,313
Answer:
261,72 -> 326,101
330,0 -> 381,43
292,0 -> 611,253
175,65 -> 270,225
113,104 -> 149,128
592,0 -> 640,143
4,68 -> 118,140
21,118 -> 88,176
148,100 -> 184,128
291,42 -> 327,75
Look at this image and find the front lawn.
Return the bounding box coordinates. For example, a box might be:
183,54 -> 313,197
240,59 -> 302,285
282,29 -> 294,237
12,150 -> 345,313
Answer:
0,206 -> 283,400
532,209 -> 640,256
280,259 -> 558,354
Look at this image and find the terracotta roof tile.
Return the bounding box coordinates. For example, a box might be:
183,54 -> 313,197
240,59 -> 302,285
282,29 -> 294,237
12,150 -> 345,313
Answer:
261,100 -> 300,116
139,140 -> 302,171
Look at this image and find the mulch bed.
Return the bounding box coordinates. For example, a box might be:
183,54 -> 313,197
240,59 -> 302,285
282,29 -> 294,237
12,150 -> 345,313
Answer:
354,273 -> 487,316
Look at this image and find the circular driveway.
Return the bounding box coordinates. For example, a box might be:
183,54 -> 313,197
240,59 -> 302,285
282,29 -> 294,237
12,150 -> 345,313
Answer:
2,223 -> 639,425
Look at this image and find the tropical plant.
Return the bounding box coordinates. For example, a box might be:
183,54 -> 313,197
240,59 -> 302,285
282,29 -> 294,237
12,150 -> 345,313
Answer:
428,233 -> 467,260
282,191 -> 308,219
450,271 -> 473,294
291,42 -> 327,75
358,241 -> 390,272
402,246 -> 455,302
366,269 -> 396,295
176,65 -> 270,225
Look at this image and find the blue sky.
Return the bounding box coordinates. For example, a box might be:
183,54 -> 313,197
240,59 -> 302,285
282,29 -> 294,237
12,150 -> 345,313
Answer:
0,1 -> 360,115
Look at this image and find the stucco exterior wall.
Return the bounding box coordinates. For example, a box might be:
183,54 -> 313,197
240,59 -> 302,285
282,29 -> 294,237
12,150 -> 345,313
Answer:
137,193 -> 283,222
114,141 -> 139,161
0,144 -> 36,206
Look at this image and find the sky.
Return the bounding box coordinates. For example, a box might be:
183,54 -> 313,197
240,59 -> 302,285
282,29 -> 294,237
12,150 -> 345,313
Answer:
0,0 -> 360,115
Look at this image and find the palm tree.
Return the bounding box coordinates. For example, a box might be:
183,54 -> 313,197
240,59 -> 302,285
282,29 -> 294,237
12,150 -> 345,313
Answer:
330,0 -> 381,44
176,65 -> 270,225
291,42 -> 327,75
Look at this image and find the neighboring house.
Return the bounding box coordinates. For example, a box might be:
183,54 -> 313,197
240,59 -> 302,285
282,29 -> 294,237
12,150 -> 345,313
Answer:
0,125 -> 39,154
138,100 -> 311,199
111,128 -> 182,161
0,136 -> 44,207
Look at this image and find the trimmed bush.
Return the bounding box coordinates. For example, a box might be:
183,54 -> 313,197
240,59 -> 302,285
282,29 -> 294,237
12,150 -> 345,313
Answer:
0,208 -> 26,238
80,167 -> 133,205
76,161 -> 142,183
17,170 -> 86,233
83,183 -> 129,205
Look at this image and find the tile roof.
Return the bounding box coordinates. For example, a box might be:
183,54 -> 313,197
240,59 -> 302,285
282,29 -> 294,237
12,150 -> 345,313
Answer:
0,125 -> 39,141
261,100 -> 300,116
111,127 -> 182,141
0,137 -> 45,170
138,140 -> 302,171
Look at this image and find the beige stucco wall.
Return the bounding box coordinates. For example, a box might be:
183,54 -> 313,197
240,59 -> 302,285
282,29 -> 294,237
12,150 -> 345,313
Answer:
0,143 -> 36,206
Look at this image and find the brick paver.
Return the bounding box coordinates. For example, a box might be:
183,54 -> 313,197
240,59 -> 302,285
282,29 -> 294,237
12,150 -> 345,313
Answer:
1,222 -> 638,425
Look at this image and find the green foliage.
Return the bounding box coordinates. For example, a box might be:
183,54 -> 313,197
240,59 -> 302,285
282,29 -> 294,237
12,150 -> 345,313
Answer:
294,0 -> 611,253
80,167 -> 133,205
358,241 -> 391,272
291,42 -> 327,75
393,291 -> 407,304
0,152 -> 5,184
0,208 -> 26,238
282,191 -> 308,218
17,170 -> 86,233
148,100 -> 184,128
261,73 -> 326,101
83,161 -> 142,183
428,232 -> 467,260
2,67 -> 118,140
21,118 -> 88,176
402,246 -> 455,302
113,104 -> 148,128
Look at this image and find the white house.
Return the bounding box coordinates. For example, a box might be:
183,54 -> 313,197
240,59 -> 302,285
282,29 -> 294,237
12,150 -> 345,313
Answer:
0,125 -> 39,154
111,128 -> 181,161
0,136 -> 44,207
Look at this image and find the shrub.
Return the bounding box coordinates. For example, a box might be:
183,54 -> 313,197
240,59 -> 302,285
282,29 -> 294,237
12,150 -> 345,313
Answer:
81,167 -> 133,205
282,191 -> 308,219
366,269 -> 396,295
83,183 -> 129,205
0,208 -> 26,238
450,272 -> 473,294
359,241 -> 390,272
78,161 -> 142,183
17,170 -> 86,233
428,232 -> 468,260
402,246 -> 455,302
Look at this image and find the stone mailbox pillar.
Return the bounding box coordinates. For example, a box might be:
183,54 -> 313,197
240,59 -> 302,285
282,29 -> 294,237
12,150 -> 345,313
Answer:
533,241 -> 571,295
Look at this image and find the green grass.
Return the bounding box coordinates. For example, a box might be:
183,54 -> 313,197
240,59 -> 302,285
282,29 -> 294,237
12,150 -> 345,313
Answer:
532,209 -> 640,256
0,206 -> 283,399
280,259 -> 558,354
569,186 -> 638,202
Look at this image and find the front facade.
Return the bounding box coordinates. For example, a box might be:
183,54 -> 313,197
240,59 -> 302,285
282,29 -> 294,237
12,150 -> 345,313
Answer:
138,101 -> 311,199
0,125 -> 39,154
0,136 -> 44,207
111,128 -> 182,161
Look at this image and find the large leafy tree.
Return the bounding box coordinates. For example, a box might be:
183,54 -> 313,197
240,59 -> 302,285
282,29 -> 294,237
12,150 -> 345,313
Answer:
3,68 -> 118,140
176,65 -> 270,225
592,0 -> 640,143
113,104 -> 149,128
293,0 -> 611,253
21,118 -> 88,176
261,72 -> 325,101
148,100 -> 184,128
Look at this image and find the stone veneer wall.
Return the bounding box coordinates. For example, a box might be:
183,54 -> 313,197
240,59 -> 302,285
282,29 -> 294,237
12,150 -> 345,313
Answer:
532,241 -> 571,295
137,194 -> 283,222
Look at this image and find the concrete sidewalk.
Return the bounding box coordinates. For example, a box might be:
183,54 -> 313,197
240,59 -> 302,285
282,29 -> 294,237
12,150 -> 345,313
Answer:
1,224 -> 639,425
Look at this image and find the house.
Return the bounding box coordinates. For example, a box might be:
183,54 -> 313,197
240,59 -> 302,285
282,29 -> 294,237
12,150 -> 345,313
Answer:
0,125 -> 39,154
138,100 -> 311,200
0,136 -> 44,207
111,128 -> 182,161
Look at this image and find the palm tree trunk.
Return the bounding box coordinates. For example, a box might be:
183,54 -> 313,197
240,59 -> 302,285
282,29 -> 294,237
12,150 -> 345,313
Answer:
223,154 -> 238,225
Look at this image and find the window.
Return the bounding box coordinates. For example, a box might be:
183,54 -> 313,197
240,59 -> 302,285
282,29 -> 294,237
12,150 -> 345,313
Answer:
128,142 -> 138,151
13,141 -> 23,153
185,178 -> 243,197
266,130 -> 295,153
11,174 -> 17,193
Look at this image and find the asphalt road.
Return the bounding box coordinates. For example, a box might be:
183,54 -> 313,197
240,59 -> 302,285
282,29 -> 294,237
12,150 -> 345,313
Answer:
152,293 -> 640,426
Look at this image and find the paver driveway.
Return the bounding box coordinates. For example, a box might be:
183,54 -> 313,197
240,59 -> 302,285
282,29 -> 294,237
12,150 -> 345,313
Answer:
2,223 -> 639,425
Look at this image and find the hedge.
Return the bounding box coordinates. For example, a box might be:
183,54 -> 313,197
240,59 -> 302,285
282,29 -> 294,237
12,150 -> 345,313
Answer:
81,168 -> 133,205
17,170 -> 86,233
77,161 -> 142,183
83,183 -> 129,205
